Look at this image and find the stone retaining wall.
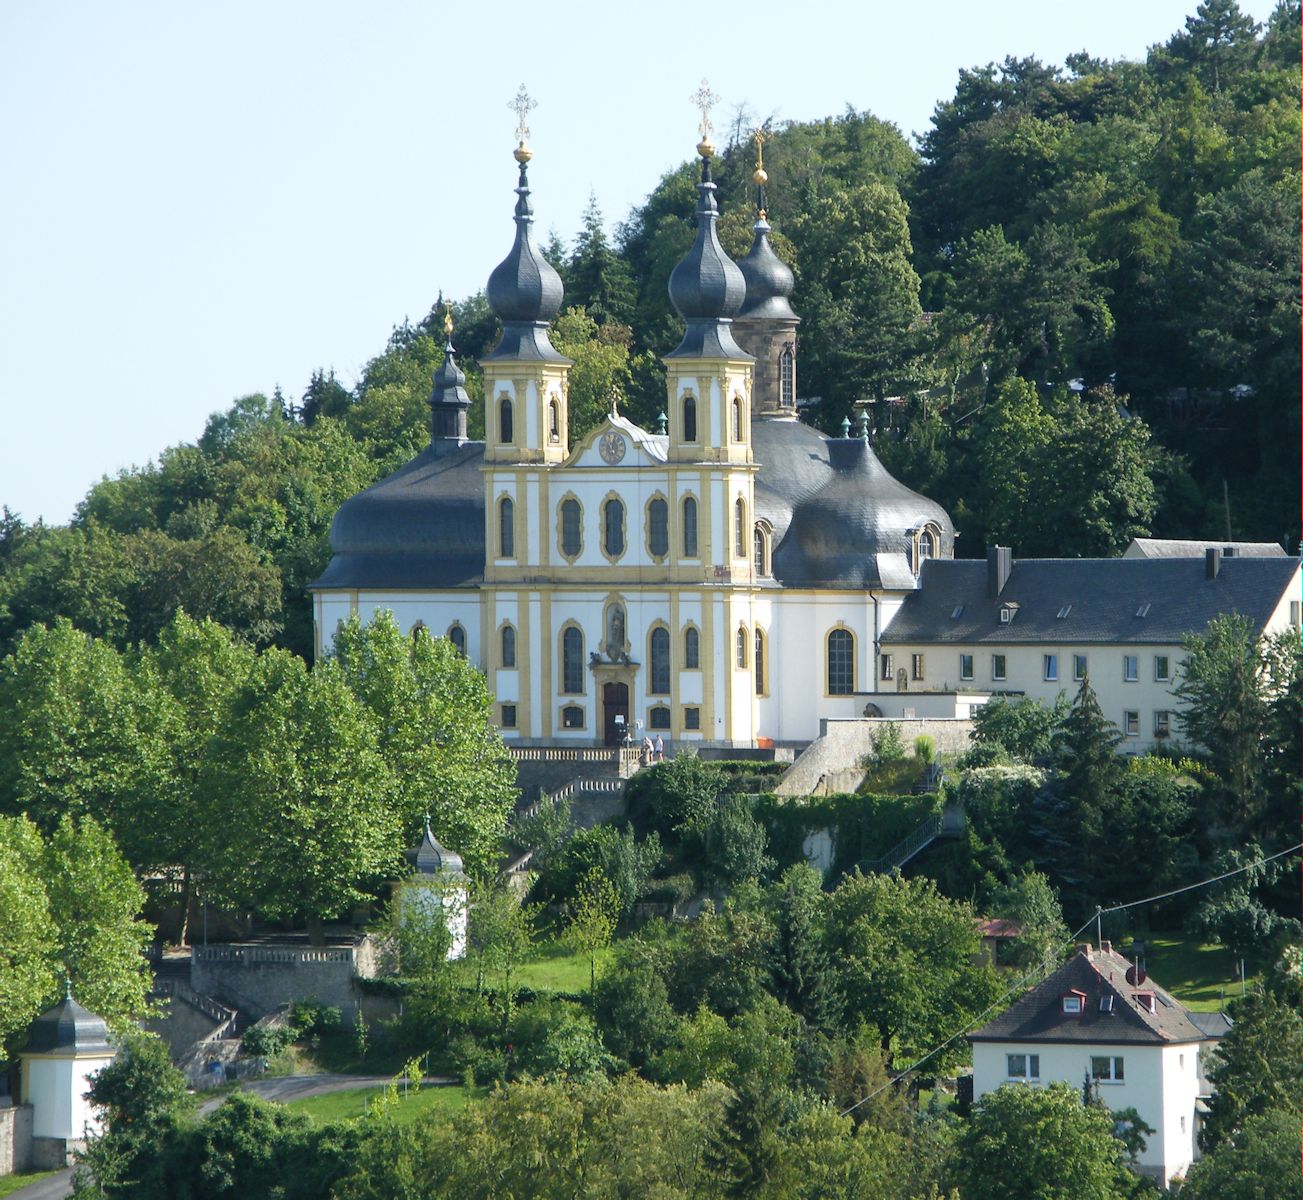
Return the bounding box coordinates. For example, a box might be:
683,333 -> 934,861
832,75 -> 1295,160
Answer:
775,718 -> 974,796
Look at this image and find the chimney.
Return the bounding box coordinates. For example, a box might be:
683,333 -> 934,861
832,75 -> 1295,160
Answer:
1223,546 -> 1237,557
1205,547 -> 1222,579
1100,940 -> 1112,955
1076,942 -> 1092,956
987,545 -> 1013,597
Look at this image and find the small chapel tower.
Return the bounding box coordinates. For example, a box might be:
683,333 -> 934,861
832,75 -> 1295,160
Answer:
663,82 -> 755,469
732,131 -> 800,419
482,86 -> 571,468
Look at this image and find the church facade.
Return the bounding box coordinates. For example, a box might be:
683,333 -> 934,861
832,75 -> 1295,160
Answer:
310,126 -> 953,748
310,119 -> 1300,752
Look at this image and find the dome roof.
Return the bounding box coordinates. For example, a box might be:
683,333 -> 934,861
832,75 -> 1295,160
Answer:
485,160 -> 567,363
767,432 -> 955,590
414,821 -> 465,878
737,218 -> 797,321
666,156 -> 748,360
24,989 -> 112,1056
311,443 -> 486,591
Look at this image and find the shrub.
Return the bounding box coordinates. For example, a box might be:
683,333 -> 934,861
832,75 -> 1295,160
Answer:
956,742 -> 1012,769
290,998 -> 342,1036
242,1023 -> 296,1058
914,735 -> 936,764
872,722 -> 905,764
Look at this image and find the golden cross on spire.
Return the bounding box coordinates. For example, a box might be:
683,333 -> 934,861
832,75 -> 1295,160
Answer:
690,79 -> 718,154
509,84 -> 536,147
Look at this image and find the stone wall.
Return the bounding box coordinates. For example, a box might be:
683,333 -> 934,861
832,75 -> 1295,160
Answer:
775,718 -> 974,797
191,944 -> 364,1027
0,1105 -> 33,1176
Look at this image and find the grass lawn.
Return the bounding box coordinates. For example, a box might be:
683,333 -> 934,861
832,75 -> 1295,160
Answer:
451,939 -> 614,995
0,1170 -> 60,1198
1140,933 -> 1261,1012
285,1083 -> 485,1126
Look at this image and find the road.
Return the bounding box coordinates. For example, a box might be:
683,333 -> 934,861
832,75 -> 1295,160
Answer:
6,1074 -> 454,1198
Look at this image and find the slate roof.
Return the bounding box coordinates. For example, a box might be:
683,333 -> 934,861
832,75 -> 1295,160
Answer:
24,992 -> 113,1056
970,945 -> 1225,1046
310,442 -> 485,591
412,822 -> 465,879
1126,538 -> 1286,559
881,556 -> 1299,646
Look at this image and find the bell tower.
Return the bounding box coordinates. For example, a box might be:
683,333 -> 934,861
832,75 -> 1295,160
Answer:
732,130 -> 800,419
482,86 -> 571,466
663,82 -> 754,468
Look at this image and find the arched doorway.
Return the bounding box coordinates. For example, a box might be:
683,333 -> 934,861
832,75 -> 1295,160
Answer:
603,681 -> 630,747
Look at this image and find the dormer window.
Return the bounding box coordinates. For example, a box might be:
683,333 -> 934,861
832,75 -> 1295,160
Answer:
999,603 -> 1019,624
1135,991 -> 1156,1014
1099,994 -> 1114,1013
1061,990 -> 1085,1015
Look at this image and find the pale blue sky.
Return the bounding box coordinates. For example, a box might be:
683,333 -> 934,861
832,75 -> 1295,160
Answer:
0,1 -> 1276,524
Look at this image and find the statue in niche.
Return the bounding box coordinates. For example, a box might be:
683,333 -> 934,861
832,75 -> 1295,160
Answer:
607,605 -> 625,657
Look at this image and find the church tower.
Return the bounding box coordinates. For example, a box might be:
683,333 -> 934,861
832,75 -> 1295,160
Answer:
732,132 -> 800,419
663,85 -> 754,469
427,304 -> 472,447
482,89 -> 571,467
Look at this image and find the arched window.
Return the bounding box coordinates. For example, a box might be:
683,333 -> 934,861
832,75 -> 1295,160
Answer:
499,395 -> 513,444
500,624 -> 516,668
684,626 -> 700,669
736,625 -> 748,668
560,498 -> 582,558
827,629 -> 854,695
499,497 -> 514,558
561,626 -> 584,694
682,496 -> 698,557
603,497 -> 625,558
755,628 -> 766,694
682,394 -> 697,442
734,498 -> 746,558
448,623 -> 467,658
753,525 -> 770,576
732,396 -> 743,441
410,619 -> 427,640
918,528 -> 936,572
548,399 -> 560,442
648,497 -> 669,558
649,627 -> 670,695
779,346 -> 795,407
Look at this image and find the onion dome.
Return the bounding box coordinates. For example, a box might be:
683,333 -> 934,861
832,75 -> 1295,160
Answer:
737,142 -> 798,321
666,151 -> 749,359
24,984 -> 112,1056
485,149 -> 566,363
414,817 -> 465,878
428,304 -> 471,445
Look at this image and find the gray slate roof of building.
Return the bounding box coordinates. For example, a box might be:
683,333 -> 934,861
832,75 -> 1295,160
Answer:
970,945 -> 1223,1046
881,556 -> 1299,646
1126,538 -> 1286,558
24,993 -> 113,1056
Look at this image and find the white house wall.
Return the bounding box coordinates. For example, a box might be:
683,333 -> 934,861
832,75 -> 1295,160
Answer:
972,1039 -> 1203,1187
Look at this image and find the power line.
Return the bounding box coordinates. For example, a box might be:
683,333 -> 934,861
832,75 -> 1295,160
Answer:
837,842 -> 1303,1118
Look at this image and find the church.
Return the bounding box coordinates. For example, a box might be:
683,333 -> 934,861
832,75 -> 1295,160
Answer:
309,104 -> 954,749
309,99 -> 1299,752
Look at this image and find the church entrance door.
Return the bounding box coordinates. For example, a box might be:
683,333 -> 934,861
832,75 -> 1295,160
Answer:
602,682 -> 629,747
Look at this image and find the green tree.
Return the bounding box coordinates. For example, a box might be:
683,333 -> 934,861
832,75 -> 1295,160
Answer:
467,879 -> 537,1028
0,619 -> 169,840
1181,1108 -> 1302,1200
0,815 -> 58,1057
825,871 -> 1001,1064
991,871 -> 1070,973
563,866 -> 620,999
767,865 -> 841,1034
1173,613 -> 1269,835
198,649 -> 401,942
564,197 -> 636,328
970,693 -> 1071,763
551,307 -> 635,443
1199,989 -> 1303,1153
330,612 -> 516,874
954,1081 -> 1134,1200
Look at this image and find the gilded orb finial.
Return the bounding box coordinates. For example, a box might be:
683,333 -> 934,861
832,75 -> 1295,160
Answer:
691,79 -> 718,158
752,127 -> 768,185
509,84 -> 536,162
443,301 -> 454,339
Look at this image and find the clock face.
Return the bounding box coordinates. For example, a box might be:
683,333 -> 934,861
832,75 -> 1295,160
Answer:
599,430 -> 627,464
